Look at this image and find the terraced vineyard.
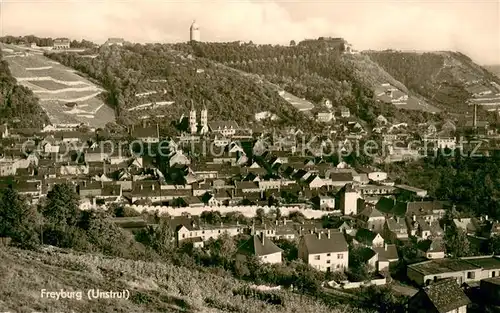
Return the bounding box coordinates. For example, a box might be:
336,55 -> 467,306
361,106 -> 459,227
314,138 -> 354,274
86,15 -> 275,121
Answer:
1,44 -> 115,129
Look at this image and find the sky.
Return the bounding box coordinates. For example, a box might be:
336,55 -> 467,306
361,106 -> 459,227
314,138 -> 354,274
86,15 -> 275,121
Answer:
1,0 -> 499,64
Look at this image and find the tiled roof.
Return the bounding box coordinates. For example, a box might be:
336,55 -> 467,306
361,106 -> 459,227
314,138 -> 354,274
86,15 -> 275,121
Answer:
302,231 -> 348,254
238,235 -> 283,257
373,244 -> 398,261
420,278 -> 470,313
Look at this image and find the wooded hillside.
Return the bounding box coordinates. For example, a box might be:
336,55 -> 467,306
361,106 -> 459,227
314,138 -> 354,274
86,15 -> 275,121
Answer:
0,49 -> 50,128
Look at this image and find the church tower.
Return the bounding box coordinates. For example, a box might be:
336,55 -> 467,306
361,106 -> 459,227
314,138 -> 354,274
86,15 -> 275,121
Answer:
190,20 -> 201,42
189,103 -> 197,134
200,104 -> 208,135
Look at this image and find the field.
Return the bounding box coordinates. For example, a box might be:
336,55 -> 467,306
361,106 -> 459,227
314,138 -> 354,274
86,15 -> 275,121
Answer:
1,44 -> 115,129
0,247 -> 357,313
27,79 -> 78,90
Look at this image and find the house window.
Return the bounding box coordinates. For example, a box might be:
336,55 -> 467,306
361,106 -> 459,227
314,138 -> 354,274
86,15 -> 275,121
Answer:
337,254 -> 343,259
467,272 -> 475,279
493,271 -> 496,277
314,255 -> 320,260
327,253 -> 331,257
182,234 -> 185,238
202,231 -> 205,234
218,230 -> 221,233
327,260 -> 331,264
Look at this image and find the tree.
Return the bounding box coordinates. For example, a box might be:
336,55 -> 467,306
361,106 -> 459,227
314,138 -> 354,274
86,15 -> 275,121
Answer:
289,40 -> 296,46
0,188 -> 40,249
445,227 -> 472,258
488,235 -> 500,255
135,221 -> 175,257
42,183 -> 80,227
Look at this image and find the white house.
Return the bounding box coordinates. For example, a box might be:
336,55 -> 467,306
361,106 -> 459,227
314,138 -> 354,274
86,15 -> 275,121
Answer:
299,230 -> 349,272
237,234 -> 283,264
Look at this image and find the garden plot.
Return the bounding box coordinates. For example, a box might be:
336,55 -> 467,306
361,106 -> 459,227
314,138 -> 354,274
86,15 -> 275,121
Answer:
27,80 -> 82,91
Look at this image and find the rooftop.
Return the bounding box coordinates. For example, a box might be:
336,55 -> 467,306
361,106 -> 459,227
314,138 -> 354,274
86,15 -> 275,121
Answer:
408,258 -> 481,276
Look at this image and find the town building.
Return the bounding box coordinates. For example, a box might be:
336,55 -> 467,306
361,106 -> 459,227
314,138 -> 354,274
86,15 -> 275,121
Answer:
408,278 -> 470,313
236,234 -> 283,264
298,230 -> 348,272
53,38 -> 70,50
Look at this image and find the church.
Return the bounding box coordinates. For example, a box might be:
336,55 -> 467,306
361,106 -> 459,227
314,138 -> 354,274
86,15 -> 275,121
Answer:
189,105 -> 209,135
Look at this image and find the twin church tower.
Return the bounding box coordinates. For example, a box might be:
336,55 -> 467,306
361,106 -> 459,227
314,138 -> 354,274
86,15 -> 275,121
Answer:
189,104 -> 208,135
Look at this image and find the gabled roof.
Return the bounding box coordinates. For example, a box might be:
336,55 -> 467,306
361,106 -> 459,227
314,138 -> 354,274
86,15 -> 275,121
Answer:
373,244 -> 398,261
238,235 -> 283,257
302,231 -> 348,254
418,278 -> 470,313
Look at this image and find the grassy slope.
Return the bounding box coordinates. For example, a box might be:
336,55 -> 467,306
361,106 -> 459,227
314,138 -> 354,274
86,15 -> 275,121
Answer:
0,247 -> 358,313
366,51 -> 500,113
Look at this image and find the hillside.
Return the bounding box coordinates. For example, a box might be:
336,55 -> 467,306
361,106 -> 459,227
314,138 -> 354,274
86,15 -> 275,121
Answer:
485,65 -> 500,78
46,44 -> 312,129
365,50 -> 500,114
0,247 -> 360,313
1,43 -> 115,129
174,41 -> 441,120
0,48 -> 50,128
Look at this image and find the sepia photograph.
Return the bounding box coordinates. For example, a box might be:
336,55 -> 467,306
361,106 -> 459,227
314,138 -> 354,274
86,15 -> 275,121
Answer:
0,0 -> 499,312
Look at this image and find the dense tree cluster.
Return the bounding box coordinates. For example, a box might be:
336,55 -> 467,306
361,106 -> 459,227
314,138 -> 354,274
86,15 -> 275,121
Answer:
46,44 -> 311,128
0,50 -> 50,128
175,42 -> 438,126
386,154 -> 500,219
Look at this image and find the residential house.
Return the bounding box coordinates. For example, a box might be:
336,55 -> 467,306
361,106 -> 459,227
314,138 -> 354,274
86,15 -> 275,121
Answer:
405,201 -> 446,222
383,217 -> 409,241
236,234 -> 283,264
353,228 -> 385,248
317,112 -> 334,123
407,256 -> 500,286
298,230 -> 349,272
356,206 -> 386,232
105,38 -> 125,46
407,278 -> 470,313
418,239 -> 446,259
132,124 -> 160,143
311,195 -> 336,210
208,121 -> 239,137
357,167 -> 388,182
373,243 -> 399,271
339,106 -> 350,118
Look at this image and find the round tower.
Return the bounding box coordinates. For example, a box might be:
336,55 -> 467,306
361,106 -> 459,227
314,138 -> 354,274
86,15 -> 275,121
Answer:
190,20 -> 201,42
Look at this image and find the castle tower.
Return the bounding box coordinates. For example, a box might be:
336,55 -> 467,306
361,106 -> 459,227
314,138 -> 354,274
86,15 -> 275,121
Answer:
200,104 -> 208,135
190,20 -> 201,42
189,103 -> 197,134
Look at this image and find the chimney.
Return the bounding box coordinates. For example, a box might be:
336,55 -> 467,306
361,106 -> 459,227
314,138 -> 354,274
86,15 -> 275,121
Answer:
318,232 -> 321,240
327,230 -> 331,239
140,184 -> 143,190
275,220 -> 278,226
412,214 -> 416,222
220,221 -> 223,227
283,219 -> 287,226
151,184 -> 155,191
384,243 -> 388,251
486,215 -> 489,221
142,119 -> 147,128
83,181 -> 87,187
261,234 -> 265,246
